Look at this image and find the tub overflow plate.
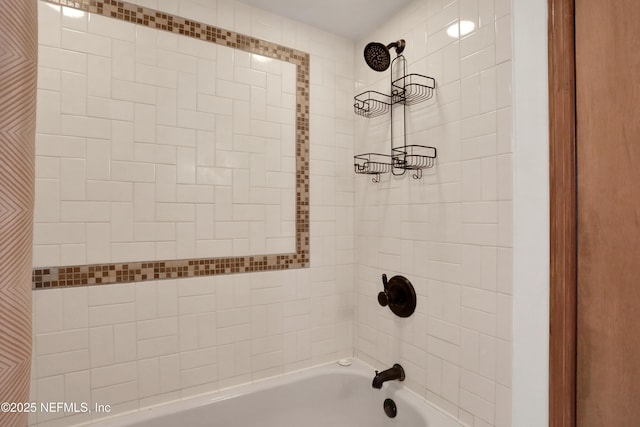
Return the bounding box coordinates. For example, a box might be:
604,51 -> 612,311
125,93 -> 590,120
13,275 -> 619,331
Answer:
383,398 -> 397,418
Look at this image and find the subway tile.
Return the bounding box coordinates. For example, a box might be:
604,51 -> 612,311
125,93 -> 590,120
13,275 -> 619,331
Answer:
60,244 -> 85,265
442,361 -> 460,405
61,7 -> 87,31
64,370 -> 91,410
114,323 -> 138,363
159,354 -> 180,392
34,179 -> 60,223
86,181 -> 133,203
134,104 -> 157,143
91,361 -> 137,389
495,338 -> 512,387
427,1 -> 458,34
87,96 -> 134,121
110,242 -> 155,262
37,349 -> 90,378
61,28 -> 111,57
479,0 -> 495,27
112,79 -> 156,104
110,202 -> 134,242
460,24 -> 495,58
87,55 -> 112,98
33,223 -> 85,245
495,0 -> 511,18
497,247 -> 513,295
482,156 -> 498,200
36,375 -> 65,422
427,317 -> 460,345
112,40 -> 135,81
61,115 -> 110,139
478,333 -> 497,382
85,139 -> 110,180
39,45 -> 87,74
138,335 -> 179,359
497,107 -> 513,154
92,381 -> 138,407
495,15 -> 512,64
36,90 -> 60,135
138,358 -> 160,398
136,63 -> 178,89
36,329 -> 88,356
157,49 -> 198,74
89,303 -> 136,327
480,67 -> 497,113
61,72 -> 87,115
156,88 -> 178,126
461,368 -> 496,403
460,389 -> 495,425
135,222 -> 176,242
111,161 -> 155,183
179,315 -> 198,352
461,73 -> 481,119
37,67 -> 61,91
89,326 -> 114,368
496,384 -> 512,427
180,363 -> 218,388
461,46 -> 496,77
178,294 -> 215,315
462,201 -> 498,223
38,2 -> 61,47
60,158 -> 86,200
62,287 -> 89,330
34,290 -> 63,334
498,201 -> 513,247
497,294 -> 512,340
496,60 -> 512,108
462,287 -> 497,314
88,13 -> 136,42
111,120 -> 135,161
180,347 -> 217,371
137,317 -> 178,340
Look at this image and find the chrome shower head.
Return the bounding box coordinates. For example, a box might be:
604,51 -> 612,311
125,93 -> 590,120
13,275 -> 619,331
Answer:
363,40 -> 406,72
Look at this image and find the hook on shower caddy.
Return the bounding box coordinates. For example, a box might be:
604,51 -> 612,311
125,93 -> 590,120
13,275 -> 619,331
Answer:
354,43 -> 437,183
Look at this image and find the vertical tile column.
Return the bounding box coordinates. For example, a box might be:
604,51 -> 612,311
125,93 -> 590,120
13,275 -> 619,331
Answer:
0,1 -> 37,425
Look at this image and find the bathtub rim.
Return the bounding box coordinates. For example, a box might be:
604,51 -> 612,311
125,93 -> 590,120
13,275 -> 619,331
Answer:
86,358 -> 461,427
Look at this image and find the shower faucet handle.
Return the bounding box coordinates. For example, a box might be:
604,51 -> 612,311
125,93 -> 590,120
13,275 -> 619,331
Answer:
378,274 -> 390,306
377,273 -> 417,318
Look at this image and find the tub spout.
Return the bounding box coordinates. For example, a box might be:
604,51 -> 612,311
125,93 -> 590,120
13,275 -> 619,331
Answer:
372,364 -> 405,389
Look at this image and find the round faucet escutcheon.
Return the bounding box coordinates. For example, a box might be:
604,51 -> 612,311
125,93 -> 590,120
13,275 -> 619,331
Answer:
378,274 -> 416,317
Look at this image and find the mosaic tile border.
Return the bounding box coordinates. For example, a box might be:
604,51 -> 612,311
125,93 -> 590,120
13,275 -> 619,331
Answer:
33,0 -> 310,289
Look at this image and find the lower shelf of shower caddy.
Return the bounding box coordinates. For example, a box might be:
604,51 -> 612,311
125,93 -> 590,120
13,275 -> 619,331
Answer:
392,145 -> 437,179
354,152 -> 392,182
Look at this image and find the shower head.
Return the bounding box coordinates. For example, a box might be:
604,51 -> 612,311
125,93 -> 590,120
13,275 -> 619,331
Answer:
363,40 -> 406,72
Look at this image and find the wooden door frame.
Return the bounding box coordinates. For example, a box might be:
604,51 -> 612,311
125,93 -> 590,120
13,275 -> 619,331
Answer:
548,0 -> 577,426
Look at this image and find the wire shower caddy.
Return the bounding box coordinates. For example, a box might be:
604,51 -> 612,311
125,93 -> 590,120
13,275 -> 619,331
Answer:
354,53 -> 437,182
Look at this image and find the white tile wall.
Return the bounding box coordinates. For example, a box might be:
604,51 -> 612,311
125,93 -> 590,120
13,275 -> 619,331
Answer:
32,0 -> 514,425
31,0 -> 354,425
34,1 -> 302,266
355,1 -> 512,427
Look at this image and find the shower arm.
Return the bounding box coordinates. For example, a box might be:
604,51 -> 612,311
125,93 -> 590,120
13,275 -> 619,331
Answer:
386,40 -> 406,56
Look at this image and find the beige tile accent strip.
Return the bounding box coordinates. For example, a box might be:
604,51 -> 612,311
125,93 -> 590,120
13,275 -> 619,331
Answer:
33,0 -> 310,290
0,0 -> 37,422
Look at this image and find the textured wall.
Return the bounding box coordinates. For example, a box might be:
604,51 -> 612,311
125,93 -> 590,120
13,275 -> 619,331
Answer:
0,1 -> 37,426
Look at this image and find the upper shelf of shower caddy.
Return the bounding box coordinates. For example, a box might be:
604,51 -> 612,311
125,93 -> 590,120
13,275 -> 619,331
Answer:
353,74 -> 435,118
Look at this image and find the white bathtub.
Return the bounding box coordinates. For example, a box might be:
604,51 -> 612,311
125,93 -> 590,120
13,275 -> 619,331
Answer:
91,360 -> 460,427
